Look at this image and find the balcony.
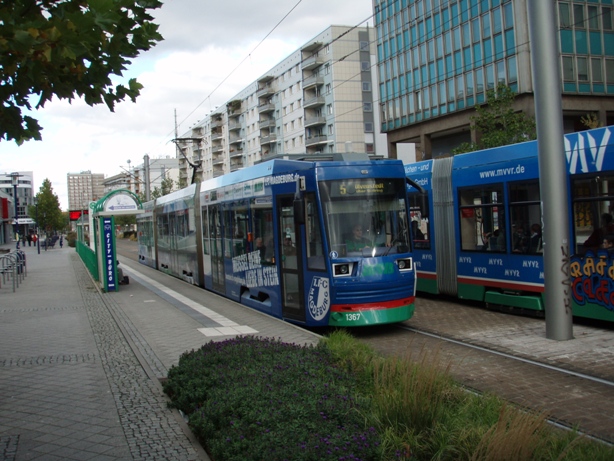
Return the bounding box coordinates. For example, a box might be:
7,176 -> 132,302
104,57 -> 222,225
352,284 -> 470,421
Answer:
212,155 -> 224,166
258,103 -> 275,113
211,130 -> 223,141
302,74 -> 324,89
257,85 -> 275,98
228,120 -> 241,131
303,96 -> 325,109
229,135 -> 243,145
211,144 -> 223,154
302,55 -> 326,71
260,133 -> 277,145
305,135 -> 329,147
227,99 -> 242,114
304,115 -> 326,127
213,167 -> 225,178
211,117 -> 223,128
229,149 -> 244,158
259,118 -> 275,129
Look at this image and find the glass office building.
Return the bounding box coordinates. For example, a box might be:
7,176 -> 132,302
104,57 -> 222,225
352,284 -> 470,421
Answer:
374,0 -> 614,158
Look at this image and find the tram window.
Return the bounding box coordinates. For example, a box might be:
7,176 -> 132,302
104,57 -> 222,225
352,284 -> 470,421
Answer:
251,198 -> 274,263
157,214 -> 169,245
459,185 -> 506,252
572,174 -> 614,254
230,204 -> 248,258
305,194 -> 325,270
201,207 -> 209,255
320,178 -> 410,257
509,180 -> 542,254
409,193 -> 430,249
209,205 -> 224,261
223,209 -> 233,258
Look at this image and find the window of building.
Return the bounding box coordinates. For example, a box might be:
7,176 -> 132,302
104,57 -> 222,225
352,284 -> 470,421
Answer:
606,59 -> 614,83
573,3 -> 585,29
327,124 -> 334,135
603,7 -> 613,30
504,2 -> 514,29
362,81 -> 372,91
361,61 -> 370,71
325,83 -> 331,95
592,57 -> 603,82
365,122 -> 374,133
327,104 -> 333,115
577,56 -> 588,81
559,2 -> 571,27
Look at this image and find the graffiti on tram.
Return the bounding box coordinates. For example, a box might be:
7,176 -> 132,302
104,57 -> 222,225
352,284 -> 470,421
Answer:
230,250 -> 280,288
570,253 -> 614,312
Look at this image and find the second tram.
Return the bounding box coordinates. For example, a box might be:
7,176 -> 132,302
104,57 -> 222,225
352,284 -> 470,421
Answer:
406,125 -> 614,323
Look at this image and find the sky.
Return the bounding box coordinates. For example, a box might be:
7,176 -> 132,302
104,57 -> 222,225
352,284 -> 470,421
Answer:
0,0 -> 374,211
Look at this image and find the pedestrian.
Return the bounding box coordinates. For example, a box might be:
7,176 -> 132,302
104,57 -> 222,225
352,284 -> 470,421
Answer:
59,235 -> 63,248
27,233 -> 32,246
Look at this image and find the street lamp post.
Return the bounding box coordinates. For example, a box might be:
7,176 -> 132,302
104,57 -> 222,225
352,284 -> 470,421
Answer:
10,172 -> 21,249
34,197 -> 40,254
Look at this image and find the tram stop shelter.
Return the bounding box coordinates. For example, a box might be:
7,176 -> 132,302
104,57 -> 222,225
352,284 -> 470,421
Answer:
87,189 -> 142,292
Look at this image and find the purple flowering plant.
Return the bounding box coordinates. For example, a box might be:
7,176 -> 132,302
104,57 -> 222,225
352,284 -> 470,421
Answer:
164,336 -> 382,461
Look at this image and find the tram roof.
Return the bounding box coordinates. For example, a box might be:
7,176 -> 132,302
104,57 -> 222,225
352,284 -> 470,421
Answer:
199,158 -> 405,190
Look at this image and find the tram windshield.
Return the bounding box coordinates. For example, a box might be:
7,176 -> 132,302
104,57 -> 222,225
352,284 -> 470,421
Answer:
319,178 -> 410,257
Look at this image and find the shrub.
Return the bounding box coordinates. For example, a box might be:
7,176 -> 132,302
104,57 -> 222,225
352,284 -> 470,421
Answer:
66,231 -> 78,248
164,336 -> 381,461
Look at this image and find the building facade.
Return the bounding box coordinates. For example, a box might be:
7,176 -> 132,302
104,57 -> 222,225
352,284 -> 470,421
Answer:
0,171 -> 36,244
374,0 -> 614,159
67,171 -> 106,212
177,25 -> 386,184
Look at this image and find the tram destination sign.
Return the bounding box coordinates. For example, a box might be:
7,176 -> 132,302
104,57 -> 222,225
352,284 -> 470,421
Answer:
331,179 -> 397,197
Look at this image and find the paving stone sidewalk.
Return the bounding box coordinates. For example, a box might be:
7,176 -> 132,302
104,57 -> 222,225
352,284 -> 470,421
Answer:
0,245 -> 205,461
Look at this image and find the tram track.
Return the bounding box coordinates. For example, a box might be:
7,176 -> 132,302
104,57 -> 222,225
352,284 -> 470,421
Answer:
399,324 -> 614,389
351,317 -> 614,445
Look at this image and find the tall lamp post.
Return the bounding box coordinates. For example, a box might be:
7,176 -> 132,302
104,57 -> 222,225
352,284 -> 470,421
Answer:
10,172 -> 21,249
34,197 -> 40,254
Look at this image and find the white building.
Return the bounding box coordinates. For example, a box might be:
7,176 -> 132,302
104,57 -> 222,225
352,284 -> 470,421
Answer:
177,25 -> 387,185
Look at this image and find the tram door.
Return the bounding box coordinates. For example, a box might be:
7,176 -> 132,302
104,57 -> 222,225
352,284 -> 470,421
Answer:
278,196 -> 305,322
209,205 -> 225,293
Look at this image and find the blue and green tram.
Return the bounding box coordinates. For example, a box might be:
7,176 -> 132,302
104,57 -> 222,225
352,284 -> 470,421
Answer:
139,158 -> 421,327
406,125 -> 614,323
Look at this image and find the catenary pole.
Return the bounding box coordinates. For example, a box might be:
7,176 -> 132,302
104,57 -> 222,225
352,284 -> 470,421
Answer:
144,154 -> 151,202
527,0 -> 573,340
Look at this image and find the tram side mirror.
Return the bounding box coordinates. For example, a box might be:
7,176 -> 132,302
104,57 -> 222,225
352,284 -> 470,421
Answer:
294,199 -> 305,225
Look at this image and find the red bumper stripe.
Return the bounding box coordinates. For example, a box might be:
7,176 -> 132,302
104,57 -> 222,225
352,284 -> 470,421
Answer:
331,296 -> 415,312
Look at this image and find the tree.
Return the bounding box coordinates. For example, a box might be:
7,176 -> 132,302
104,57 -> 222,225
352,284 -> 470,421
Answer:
28,178 -> 63,234
1,0 -> 163,144
151,176 -> 175,199
452,84 -> 537,154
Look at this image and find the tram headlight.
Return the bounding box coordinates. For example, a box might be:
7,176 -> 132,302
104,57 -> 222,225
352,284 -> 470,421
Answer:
333,262 -> 353,277
396,258 -> 413,271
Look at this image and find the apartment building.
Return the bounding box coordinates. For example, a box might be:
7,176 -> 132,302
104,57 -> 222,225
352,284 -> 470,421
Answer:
177,25 -> 385,184
67,171 -> 105,212
374,0 -> 614,159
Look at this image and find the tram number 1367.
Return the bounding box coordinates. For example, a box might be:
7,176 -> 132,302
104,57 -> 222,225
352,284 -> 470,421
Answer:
345,313 -> 362,322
